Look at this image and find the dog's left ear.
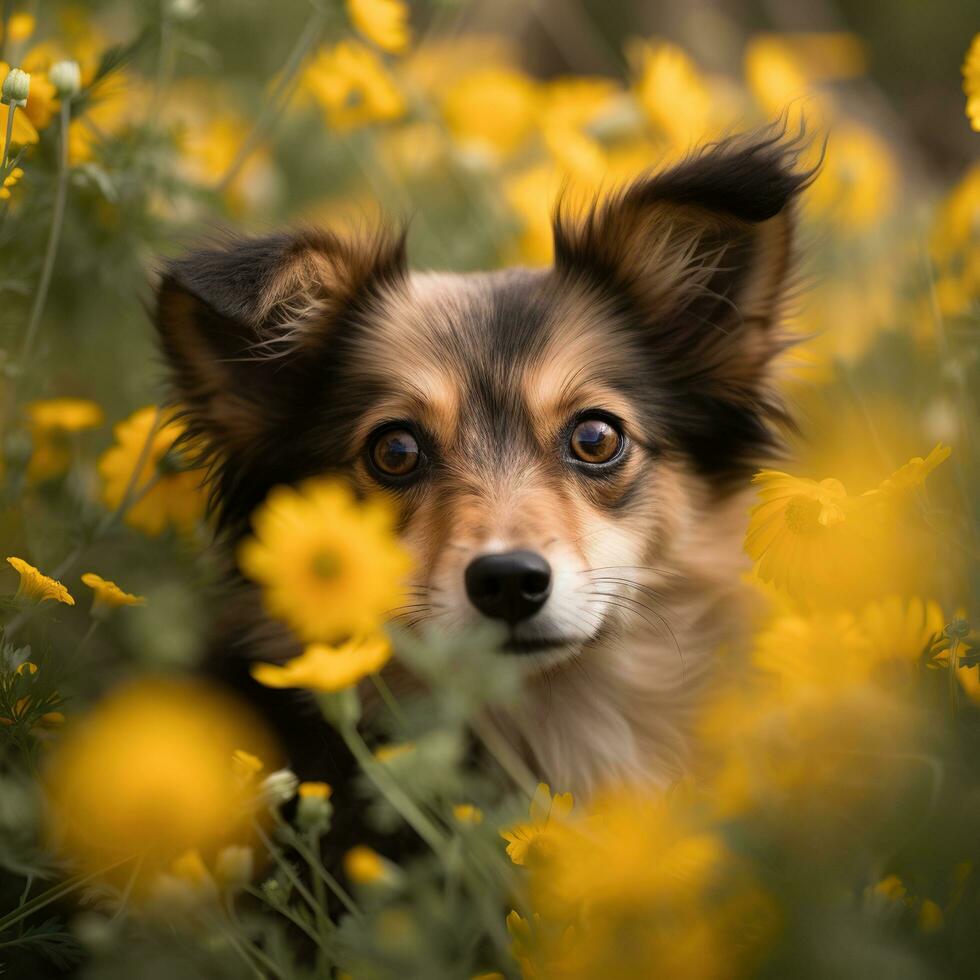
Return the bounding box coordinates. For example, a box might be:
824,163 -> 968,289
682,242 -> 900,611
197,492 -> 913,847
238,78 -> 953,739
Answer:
552,134 -> 811,406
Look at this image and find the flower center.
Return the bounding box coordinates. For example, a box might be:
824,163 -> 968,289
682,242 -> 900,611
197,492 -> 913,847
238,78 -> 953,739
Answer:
311,550 -> 342,580
784,495 -> 824,535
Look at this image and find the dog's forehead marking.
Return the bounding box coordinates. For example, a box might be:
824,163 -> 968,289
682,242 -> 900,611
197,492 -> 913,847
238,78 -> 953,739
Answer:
354,268 -> 642,458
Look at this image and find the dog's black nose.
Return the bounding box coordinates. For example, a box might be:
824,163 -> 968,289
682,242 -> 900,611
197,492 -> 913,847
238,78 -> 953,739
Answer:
464,550 -> 552,625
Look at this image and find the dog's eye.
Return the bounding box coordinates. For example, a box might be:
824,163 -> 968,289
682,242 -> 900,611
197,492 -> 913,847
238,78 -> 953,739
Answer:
370,428 -> 420,477
570,418 -> 623,464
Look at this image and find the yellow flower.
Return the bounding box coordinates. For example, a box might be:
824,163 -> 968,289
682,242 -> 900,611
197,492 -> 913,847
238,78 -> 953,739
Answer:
0,165 -> 23,201
744,446 -> 951,603
0,13 -> 36,46
81,572 -> 145,611
252,635 -> 392,692
169,92 -> 277,215
453,803 -> 483,825
238,478 -> 411,643
23,68 -> 57,130
743,34 -> 830,130
805,122 -> 898,230
27,397 -> 103,431
631,39 -> 713,148
963,33 -> 980,131
873,443 -> 952,496
0,62 -> 39,145
515,789 -> 766,980
858,595 -> 945,664
24,397 -> 103,483
302,41 -> 404,131
930,164 -> 980,317
6,557 -> 74,605
374,740 -> 415,763
98,406 -> 207,536
232,748 -> 265,779
44,678 -> 274,888
500,782 -> 573,866
347,0 -> 411,55
442,66 -> 538,162
298,781 -> 332,800
344,844 -> 388,884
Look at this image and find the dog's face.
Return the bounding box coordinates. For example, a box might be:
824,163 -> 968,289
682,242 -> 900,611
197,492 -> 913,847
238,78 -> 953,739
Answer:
156,136 -> 805,666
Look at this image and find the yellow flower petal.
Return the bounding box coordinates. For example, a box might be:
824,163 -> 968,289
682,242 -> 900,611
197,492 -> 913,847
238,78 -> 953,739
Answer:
6,557 -> 74,605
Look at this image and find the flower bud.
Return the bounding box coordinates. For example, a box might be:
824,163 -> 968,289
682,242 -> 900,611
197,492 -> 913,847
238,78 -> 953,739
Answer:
259,767 -> 299,808
296,782 -> 333,835
1,68 -> 30,107
49,61 -> 81,99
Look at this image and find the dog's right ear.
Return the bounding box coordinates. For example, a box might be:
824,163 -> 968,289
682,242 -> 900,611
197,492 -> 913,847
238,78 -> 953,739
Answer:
155,228 -> 405,455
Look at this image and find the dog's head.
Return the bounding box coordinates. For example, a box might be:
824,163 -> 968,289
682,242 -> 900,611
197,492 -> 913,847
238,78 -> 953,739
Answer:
156,135 -> 808,665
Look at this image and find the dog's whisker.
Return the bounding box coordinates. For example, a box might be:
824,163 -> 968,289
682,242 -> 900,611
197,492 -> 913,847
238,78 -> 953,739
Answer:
583,591 -> 684,669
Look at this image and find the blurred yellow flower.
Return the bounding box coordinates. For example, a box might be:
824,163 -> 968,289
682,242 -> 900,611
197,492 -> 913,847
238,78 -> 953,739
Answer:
517,789 -> 768,980
0,62 -> 39,145
44,678 -> 274,886
858,595 -> 945,664
298,781 -> 332,800
442,66 -> 538,162
744,34 -> 827,128
0,165 -> 23,201
23,68 -> 57,130
169,91 -> 277,214
232,748 -> 264,779
6,556 -> 74,605
930,163 -> 980,316
0,13 -> 36,46
252,634 -> 392,692
806,122 -> 898,230
347,0 -> 411,55
745,446 -> 950,602
374,740 -> 415,763
25,397 -> 103,483
963,33 -> 980,131
98,406 -> 207,536
239,479 -> 411,643
302,41 -> 405,131
344,844 -> 387,884
81,572 -> 145,611
500,782 -> 573,866
631,39 -> 713,148
453,803 -> 483,825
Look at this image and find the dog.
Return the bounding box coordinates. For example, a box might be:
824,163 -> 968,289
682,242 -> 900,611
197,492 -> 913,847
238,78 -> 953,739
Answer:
155,132 -> 809,800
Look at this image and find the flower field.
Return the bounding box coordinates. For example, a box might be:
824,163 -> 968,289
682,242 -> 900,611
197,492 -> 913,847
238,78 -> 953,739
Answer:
1,2 -> 979,977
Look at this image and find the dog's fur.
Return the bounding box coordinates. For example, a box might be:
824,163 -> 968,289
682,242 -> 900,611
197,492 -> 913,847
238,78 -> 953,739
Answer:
155,132 -> 809,799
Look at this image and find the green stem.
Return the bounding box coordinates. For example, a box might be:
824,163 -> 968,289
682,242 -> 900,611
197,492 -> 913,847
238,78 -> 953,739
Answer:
370,672 -> 409,730
252,822 -> 327,924
19,99 -> 71,367
0,859 -> 132,935
75,619 -> 100,658
207,910 -> 283,980
1,100 -> 15,176
284,824 -> 362,921
214,7 -> 326,195
244,884 -> 323,949
471,713 -> 538,797
948,634 -> 961,713
340,723 -> 447,855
